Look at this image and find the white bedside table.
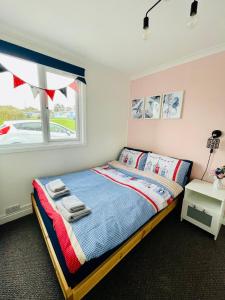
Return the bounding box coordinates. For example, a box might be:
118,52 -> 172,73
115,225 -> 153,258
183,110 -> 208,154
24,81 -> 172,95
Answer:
181,179 -> 225,240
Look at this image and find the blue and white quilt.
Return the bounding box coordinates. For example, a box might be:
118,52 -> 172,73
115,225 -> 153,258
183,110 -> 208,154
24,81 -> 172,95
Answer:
33,160 -> 183,273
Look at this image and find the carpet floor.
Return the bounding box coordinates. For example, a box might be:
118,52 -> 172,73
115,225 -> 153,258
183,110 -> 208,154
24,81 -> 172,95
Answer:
0,207 -> 225,300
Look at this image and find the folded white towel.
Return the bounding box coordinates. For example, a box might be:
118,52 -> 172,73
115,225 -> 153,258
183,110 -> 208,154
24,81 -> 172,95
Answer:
62,195 -> 85,213
56,202 -> 91,223
48,179 -> 66,193
45,184 -> 70,199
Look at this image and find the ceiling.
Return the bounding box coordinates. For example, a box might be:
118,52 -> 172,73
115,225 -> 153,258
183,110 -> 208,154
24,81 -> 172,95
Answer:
0,0 -> 225,77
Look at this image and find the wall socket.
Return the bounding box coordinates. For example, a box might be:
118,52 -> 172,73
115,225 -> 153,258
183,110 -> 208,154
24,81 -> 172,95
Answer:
5,204 -> 21,215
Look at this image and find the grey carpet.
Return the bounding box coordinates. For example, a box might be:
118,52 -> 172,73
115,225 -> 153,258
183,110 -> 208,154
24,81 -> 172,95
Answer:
0,208 -> 224,300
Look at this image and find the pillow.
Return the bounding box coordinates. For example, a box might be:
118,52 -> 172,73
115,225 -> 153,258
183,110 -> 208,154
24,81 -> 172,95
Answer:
119,148 -> 147,170
144,152 -> 191,186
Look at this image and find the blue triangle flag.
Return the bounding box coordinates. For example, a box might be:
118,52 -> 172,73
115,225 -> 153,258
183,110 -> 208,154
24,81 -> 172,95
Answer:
76,76 -> 86,84
0,63 -> 7,73
60,87 -> 67,97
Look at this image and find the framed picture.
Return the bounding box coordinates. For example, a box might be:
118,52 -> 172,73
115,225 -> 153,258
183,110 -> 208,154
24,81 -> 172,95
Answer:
144,95 -> 162,119
161,91 -> 184,119
131,98 -> 144,119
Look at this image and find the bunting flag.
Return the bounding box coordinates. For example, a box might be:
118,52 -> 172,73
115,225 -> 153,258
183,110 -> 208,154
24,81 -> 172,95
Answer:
59,87 -> 67,98
0,61 -> 86,101
45,89 -> 55,101
30,86 -> 40,98
69,81 -> 79,92
0,63 -> 7,73
13,74 -> 26,88
76,76 -> 86,85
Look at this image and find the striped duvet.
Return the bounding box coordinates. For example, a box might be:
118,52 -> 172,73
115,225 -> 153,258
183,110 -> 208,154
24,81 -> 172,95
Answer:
33,161 -> 183,273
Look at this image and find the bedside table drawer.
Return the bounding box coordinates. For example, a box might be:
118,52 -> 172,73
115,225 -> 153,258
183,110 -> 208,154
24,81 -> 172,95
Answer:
181,200 -> 219,235
187,205 -> 212,227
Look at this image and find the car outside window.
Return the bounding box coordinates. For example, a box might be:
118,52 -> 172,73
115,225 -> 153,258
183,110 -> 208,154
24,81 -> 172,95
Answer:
14,122 -> 42,131
50,124 -> 66,133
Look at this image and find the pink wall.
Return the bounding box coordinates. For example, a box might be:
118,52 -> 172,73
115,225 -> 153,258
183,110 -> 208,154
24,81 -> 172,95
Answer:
128,52 -> 225,181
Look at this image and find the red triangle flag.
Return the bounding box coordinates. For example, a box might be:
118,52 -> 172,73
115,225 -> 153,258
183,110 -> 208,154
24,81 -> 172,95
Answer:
69,81 -> 79,92
45,89 -> 56,101
13,75 -> 26,88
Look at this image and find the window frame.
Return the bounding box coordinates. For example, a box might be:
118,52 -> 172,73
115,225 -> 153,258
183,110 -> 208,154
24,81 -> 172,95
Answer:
0,57 -> 86,154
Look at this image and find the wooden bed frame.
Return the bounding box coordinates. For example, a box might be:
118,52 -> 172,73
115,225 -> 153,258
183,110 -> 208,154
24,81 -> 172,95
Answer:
31,193 -> 178,300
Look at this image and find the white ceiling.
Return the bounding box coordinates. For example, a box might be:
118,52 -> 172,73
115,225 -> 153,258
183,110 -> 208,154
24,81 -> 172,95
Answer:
0,0 -> 225,77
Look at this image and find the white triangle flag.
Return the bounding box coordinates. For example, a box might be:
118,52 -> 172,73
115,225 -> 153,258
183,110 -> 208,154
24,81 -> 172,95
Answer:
30,86 -> 40,98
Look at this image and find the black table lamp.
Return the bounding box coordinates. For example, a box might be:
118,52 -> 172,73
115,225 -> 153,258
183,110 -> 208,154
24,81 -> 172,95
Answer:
202,130 -> 222,180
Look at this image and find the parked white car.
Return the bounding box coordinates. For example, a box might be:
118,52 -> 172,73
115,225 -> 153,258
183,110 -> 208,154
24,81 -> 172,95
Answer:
0,120 -> 76,145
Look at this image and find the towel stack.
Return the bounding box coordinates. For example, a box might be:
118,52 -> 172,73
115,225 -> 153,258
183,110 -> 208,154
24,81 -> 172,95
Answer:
46,179 -> 70,199
56,195 -> 91,223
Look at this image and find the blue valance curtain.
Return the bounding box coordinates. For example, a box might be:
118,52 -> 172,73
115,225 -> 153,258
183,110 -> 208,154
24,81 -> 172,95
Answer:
0,40 -> 86,83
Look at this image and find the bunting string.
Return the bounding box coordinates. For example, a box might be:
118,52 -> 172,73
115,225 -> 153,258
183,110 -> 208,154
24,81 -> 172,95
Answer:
0,62 -> 84,101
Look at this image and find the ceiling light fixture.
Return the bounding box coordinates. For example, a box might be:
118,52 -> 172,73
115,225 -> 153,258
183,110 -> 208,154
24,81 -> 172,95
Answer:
143,0 -> 162,40
143,0 -> 199,40
187,0 -> 199,28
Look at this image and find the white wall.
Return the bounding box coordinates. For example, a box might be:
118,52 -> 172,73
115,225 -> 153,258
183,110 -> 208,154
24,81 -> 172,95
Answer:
0,31 -> 129,224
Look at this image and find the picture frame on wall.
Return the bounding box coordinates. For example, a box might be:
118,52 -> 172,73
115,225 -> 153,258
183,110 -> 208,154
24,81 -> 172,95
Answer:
144,95 -> 162,119
131,98 -> 144,119
161,91 -> 184,119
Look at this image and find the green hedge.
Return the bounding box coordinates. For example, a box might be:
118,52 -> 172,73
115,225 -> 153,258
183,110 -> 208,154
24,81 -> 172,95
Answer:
0,106 -> 25,125
51,118 -> 76,131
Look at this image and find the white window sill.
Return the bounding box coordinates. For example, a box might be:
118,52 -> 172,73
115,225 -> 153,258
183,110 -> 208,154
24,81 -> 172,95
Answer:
0,140 -> 87,154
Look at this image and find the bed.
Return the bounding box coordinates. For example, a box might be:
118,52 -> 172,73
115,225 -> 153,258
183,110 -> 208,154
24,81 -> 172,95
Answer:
32,148 -> 193,299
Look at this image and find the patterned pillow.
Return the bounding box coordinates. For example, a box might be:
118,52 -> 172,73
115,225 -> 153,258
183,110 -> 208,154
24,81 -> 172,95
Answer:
144,152 -> 191,186
119,148 -> 147,170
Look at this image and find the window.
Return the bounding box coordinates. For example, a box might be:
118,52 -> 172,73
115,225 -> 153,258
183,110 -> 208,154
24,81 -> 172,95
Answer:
0,46 -> 86,152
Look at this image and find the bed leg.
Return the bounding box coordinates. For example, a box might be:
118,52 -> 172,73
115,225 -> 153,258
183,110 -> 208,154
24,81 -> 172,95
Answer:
67,292 -> 74,300
31,194 -> 34,213
67,291 -> 81,300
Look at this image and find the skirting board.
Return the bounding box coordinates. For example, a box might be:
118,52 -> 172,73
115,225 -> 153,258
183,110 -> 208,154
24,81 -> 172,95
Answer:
0,203 -> 32,225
